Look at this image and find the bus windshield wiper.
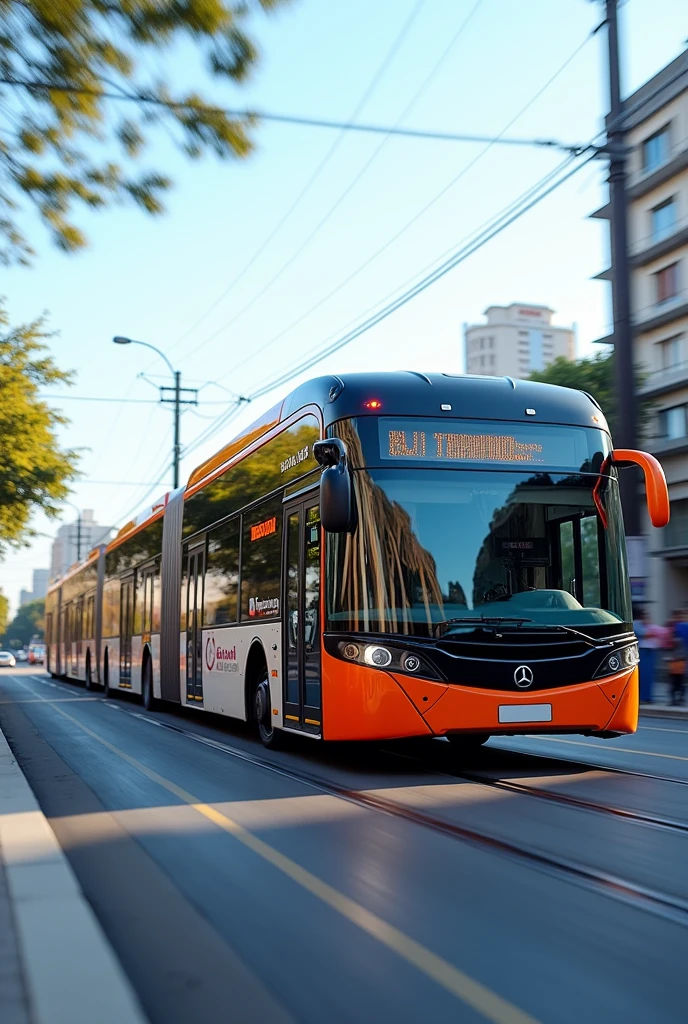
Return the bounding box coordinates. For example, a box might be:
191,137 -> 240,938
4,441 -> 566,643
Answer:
435,616 -> 532,637
436,618 -> 610,649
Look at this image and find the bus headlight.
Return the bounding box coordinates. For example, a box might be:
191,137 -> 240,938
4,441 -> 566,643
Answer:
331,637 -> 442,679
364,645 -> 393,668
594,643 -> 639,678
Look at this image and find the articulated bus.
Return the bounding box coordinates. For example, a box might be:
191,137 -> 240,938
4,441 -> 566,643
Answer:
46,372 -> 670,748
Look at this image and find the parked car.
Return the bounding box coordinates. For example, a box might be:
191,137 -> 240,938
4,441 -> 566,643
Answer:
28,644 -> 45,665
15,649 -> 28,662
0,651 -> 17,668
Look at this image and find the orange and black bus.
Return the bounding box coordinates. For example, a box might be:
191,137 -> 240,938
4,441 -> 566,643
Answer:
46,371 -> 669,748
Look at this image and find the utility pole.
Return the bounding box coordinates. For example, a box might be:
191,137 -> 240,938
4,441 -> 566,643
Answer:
160,370 -> 196,489
603,0 -> 640,536
114,337 -> 197,490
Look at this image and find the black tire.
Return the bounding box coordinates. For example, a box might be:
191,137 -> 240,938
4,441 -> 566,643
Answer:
142,657 -> 156,711
253,673 -> 284,749
85,654 -> 94,691
102,652 -> 111,699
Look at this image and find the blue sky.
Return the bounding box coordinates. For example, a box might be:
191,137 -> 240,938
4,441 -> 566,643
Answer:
2,0 -> 686,611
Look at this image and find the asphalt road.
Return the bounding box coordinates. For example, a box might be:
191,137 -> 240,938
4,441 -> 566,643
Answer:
1,667 -> 687,1024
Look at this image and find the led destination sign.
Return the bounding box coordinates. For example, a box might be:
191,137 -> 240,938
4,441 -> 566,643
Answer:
379,418 -> 596,470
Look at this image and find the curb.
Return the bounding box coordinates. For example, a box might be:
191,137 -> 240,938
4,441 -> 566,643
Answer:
0,725 -> 147,1024
640,706 -> 688,720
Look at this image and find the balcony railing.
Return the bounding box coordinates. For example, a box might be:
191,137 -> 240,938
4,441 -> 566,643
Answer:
638,359 -> 688,395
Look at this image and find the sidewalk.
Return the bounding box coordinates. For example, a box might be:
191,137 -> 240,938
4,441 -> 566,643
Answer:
0,723 -> 147,1024
639,678 -> 688,719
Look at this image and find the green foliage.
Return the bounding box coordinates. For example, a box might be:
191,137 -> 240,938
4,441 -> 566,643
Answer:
0,0 -> 289,263
0,588 -> 8,636
3,598 -> 44,647
529,352 -> 650,438
0,300 -> 79,553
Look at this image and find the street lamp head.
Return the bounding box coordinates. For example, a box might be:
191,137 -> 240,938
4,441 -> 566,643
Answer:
113,336 -> 132,345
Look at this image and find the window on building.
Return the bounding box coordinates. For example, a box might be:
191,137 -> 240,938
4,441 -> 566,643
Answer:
651,197 -> 677,242
480,337 -> 485,350
518,330 -> 528,337
659,405 -> 688,440
660,335 -> 683,369
488,336 -> 494,347
665,498 -> 688,549
655,262 -> 680,304
480,354 -> 486,367
643,125 -> 671,172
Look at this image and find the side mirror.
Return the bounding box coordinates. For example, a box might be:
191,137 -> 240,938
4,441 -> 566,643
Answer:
613,449 -> 670,528
313,439 -> 353,533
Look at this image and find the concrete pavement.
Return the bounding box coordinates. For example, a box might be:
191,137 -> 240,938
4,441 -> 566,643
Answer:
0,708 -> 147,1024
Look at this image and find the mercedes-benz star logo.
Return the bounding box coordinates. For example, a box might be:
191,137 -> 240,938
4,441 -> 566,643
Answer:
514,665 -> 534,688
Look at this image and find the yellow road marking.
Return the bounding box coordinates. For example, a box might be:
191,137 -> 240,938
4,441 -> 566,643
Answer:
18,681 -> 538,1024
522,735 -> 688,763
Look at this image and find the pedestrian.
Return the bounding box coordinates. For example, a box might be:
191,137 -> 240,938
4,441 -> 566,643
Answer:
634,606 -> 661,704
670,609 -> 688,707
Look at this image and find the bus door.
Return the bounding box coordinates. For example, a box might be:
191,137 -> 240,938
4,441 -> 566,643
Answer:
283,498 -> 322,733
75,598 -> 83,676
186,545 -> 205,703
119,576 -> 134,686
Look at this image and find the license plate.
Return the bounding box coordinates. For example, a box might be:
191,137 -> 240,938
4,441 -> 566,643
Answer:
498,703 -> 552,724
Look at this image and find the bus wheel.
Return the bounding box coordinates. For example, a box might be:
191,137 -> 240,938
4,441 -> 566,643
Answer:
254,675 -> 283,749
102,653 -> 110,699
142,658 -> 156,711
85,655 -> 93,691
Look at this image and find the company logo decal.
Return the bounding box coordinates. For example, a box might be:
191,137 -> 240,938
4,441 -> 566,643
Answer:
280,446 -> 310,474
249,596 -> 280,618
205,636 -> 216,671
250,517 -> 277,542
206,635 -> 238,673
514,665 -> 534,688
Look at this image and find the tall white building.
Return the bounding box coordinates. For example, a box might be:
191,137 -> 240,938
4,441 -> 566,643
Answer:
19,569 -> 50,607
50,510 -> 114,581
463,303 -> 575,378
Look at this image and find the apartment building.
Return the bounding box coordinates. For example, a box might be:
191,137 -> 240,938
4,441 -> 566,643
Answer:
50,510 -> 114,581
592,48 -> 688,617
464,303 -> 575,378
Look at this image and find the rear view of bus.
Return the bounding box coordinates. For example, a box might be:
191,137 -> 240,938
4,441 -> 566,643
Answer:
317,373 -> 669,745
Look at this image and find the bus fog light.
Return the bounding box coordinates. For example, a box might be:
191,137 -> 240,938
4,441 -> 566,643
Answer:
403,654 -> 421,673
342,643 -> 360,660
364,646 -> 392,668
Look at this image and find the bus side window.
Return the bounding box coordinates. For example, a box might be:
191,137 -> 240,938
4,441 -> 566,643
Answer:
580,516 -> 601,607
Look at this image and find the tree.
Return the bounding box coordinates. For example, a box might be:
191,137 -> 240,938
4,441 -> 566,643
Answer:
529,352 -> 650,438
3,598 -> 44,648
0,301 -> 79,554
0,588 -> 8,637
0,0 -> 288,263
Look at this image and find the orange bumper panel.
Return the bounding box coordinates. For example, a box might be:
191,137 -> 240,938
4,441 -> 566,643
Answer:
321,650 -> 431,741
422,668 -> 638,737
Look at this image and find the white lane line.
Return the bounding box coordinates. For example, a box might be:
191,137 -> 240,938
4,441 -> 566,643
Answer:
639,724 -> 688,735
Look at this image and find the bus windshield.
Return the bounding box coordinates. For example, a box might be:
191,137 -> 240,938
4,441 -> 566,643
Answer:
326,467 -> 631,637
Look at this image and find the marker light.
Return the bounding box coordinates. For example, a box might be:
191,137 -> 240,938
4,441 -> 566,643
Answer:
363,399 -> 382,409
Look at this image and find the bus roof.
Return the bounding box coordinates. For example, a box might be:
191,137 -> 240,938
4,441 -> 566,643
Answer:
187,372 -> 608,489
91,372 -> 608,554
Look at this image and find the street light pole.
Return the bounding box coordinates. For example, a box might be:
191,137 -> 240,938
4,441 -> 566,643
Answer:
113,337 -> 197,489
602,0 -> 640,536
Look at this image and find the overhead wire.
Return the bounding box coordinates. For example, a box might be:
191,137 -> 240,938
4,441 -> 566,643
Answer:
211,27 -> 597,386
161,0 -> 431,357
179,147 -> 595,465
177,0 -> 487,367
